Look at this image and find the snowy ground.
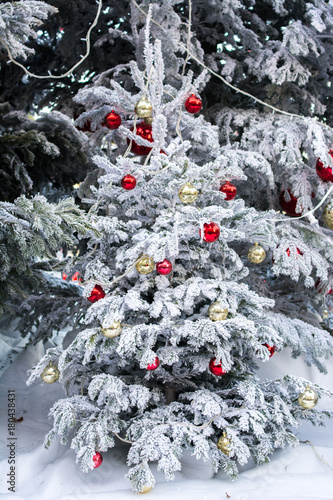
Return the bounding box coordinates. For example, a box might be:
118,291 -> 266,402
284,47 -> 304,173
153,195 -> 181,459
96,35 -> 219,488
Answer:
1,343 -> 333,500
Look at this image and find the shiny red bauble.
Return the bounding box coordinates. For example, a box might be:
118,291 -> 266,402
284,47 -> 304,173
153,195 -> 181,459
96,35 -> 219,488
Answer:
147,357 -> 160,371
104,110 -> 121,130
200,222 -> 220,243
315,279 -> 332,295
209,357 -> 227,376
263,343 -> 277,358
62,271 -> 82,281
127,122 -> 153,155
316,150 -> 333,182
92,452 -> 103,468
156,259 -> 172,275
88,285 -> 105,303
219,181 -> 237,201
121,174 -> 136,190
76,120 -> 92,132
279,190 -> 302,217
286,247 -> 303,257
185,94 -> 202,114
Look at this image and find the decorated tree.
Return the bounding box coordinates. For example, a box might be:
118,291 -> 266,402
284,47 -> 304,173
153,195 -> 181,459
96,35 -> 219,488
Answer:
26,1 -> 333,493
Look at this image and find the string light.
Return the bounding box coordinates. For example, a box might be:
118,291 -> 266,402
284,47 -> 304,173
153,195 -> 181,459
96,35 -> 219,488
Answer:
1,0 -> 103,79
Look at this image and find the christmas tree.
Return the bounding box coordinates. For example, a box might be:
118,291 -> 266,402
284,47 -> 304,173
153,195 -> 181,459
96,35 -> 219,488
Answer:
25,1 -> 333,493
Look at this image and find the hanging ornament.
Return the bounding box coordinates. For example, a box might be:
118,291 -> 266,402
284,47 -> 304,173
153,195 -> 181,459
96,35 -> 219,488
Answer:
323,203 -> 333,229
316,150 -> 333,182
88,285 -> 106,303
209,357 -> 227,376
121,174 -> 137,190
217,431 -> 231,456
200,222 -> 220,243
263,343 -> 277,358
41,362 -> 60,384
135,95 -> 153,118
185,94 -> 202,114
104,110 -> 121,130
76,120 -> 92,133
178,182 -> 198,204
92,452 -> 103,468
127,123 -> 153,156
72,271 -> 80,281
315,279 -> 332,295
147,357 -> 160,371
156,259 -> 172,275
322,309 -> 329,320
101,321 -> 122,339
298,385 -> 318,410
136,255 -> 155,275
286,247 -> 303,257
208,301 -> 228,321
139,486 -> 153,494
247,243 -> 266,264
279,189 -> 302,217
219,181 -> 237,201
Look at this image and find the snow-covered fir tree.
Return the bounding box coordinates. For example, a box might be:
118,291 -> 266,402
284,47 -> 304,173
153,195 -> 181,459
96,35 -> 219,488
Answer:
26,1 -> 333,493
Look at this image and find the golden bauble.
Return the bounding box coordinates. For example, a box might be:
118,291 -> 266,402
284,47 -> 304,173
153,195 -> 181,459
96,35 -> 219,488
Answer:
144,116 -> 153,125
322,309 -> 329,320
41,362 -> 60,384
247,243 -> 266,264
323,203 -> 333,229
135,96 -> 153,118
136,255 -> 155,275
208,301 -> 228,321
298,385 -> 318,410
139,485 -> 153,494
217,431 -> 231,456
178,182 -> 198,204
101,321 -> 122,338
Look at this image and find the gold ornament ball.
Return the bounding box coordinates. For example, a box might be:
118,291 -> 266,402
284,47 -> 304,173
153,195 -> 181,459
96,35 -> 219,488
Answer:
136,255 -> 155,275
139,485 -> 153,494
101,321 -> 122,338
323,203 -> 333,229
322,309 -> 329,320
135,96 -> 153,118
208,301 -> 228,321
217,431 -> 231,456
178,182 -> 198,204
247,243 -> 266,264
298,385 -> 318,410
41,362 -> 60,384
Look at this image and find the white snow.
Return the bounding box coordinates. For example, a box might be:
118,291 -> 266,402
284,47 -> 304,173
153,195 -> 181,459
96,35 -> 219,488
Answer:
1,344 -> 333,500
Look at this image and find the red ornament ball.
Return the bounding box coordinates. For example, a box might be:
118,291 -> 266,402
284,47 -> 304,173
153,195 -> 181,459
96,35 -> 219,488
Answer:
88,285 -> 105,303
200,222 -> 220,243
209,357 -> 227,376
219,181 -> 237,201
104,110 -> 121,130
147,357 -> 160,371
263,343 -> 277,358
279,190 -> 302,217
127,122 -> 153,155
286,247 -> 303,257
121,174 -> 136,190
316,150 -> 333,182
185,94 -> 202,114
92,452 -> 103,468
62,272 -> 67,280
76,120 -> 92,132
156,259 -> 172,275
315,279 -> 332,295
